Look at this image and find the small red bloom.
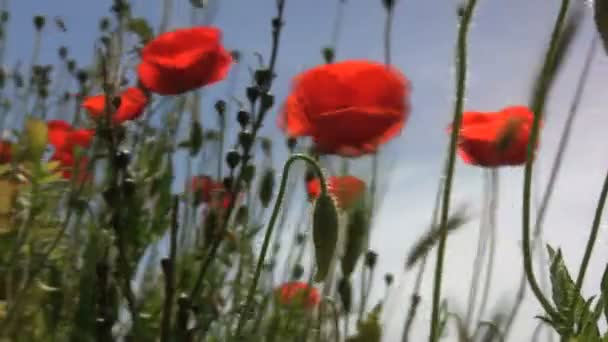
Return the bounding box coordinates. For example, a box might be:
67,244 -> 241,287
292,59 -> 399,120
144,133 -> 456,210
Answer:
279,60 -> 410,156
83,87 -> 148,124
137,27 -> 232,95
0,140 -> 11,163
276,282 -> 320,309
307,176 -> 366,210
47,120 -> 95,180
454,106 -> 537,167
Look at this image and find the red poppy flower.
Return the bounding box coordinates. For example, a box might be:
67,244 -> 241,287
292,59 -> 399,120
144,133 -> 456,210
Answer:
0,140 -> 11,163
307,176 -> 366,210
47,120 -> 94,181
82,87 -> 148,124
453,106 -> 537,167
137,27 -> 232,95
276,282 -> 320,309
278,60 -> 410,156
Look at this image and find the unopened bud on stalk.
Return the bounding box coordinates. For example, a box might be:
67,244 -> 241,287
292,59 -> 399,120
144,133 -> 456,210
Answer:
322,46 -> 335,64
365,250 -> 378,269
292,264 -> 304,280
287,137 -> 297,151
246,86 -> 259,104
254,69 -> 272,89
237,110 -> 250,128
226,150 -> 241,169
260,92 -> 274,112
382,0 -> 395,10
313,192 -> 339,282
33,15 -> 45,31
238,131 -> 253,151
214,99 -> 226,116
384,273 -> 394,286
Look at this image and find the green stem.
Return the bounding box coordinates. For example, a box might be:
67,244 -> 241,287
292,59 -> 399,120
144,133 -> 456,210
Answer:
575,168 -> 608,289
234,153 -> 327,338
429,1 -> 478,340
522,0 -> 571,320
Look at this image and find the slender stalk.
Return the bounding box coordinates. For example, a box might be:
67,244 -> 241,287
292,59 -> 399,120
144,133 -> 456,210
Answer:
429,1 -> 478,340
575,168 -> 608,289
502,33 -> 598,339
475,170 -> 498,326
159,0 -> 172,33
521,0 -> 571,320
234,154 -> 327,337
401,157 -> 447,342
189,0 -> 287,300
464,171 -> 491,330
160,197 -> 179,342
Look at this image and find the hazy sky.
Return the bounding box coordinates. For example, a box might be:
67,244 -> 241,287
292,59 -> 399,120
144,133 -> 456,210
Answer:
6,1 -> 608,341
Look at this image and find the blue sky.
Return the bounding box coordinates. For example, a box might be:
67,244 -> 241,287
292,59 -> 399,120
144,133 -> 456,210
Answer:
5,0 -> 608,341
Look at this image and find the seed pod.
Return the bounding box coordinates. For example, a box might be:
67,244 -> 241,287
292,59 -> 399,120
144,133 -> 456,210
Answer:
338,277 -> 352,313
313,193 -> 339,282
341,205 -> 368,277
258,169 -> 275,208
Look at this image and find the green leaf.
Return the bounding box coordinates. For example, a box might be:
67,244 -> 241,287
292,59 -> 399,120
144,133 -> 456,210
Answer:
406,206 -> 469,268
24,117 -> 48,161
128,17 -> 153,43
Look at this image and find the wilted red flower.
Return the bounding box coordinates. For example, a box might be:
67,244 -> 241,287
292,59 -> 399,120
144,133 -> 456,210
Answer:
82,87 -> 148,124
278,60 -> 410,156
0,140 -> 11,163
47,120 -> 94,180
307,176 -> 366,210
137,27 -> 232,95
276,281 -> 320,309
454,106 -> 536,167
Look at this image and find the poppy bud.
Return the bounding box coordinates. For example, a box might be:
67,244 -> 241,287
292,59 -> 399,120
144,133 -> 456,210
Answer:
66,59 -> 76,73
254,69 -> 272,89
258,169 -> 275,208
271,17 -> 283,30
365,250 -> 378,269
33,15 -> 45,31
457,4 -> 466,18
384,273 -> 394,286
341,206 -> 368,277
1,11 -> 9,22
225,150 -> 241,169
313,193 -> 339,282
242,164 -> 256,184
76,70 -> 88,84
296,233 -> 306,245
322,46 -> 335,64
292,264 -> 304,280
58,46 -> 68,60
238,131 -> 253,151
246,86 -> 259,104
230,50 -> 241,63
260,92 -> 274,112
237,110 -> 250,128
214,99 -> 226,116
99,17 -> 110,31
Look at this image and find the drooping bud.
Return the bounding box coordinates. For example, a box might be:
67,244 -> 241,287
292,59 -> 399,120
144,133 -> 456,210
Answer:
258,169 -> 275,208
312,192 -> 339,282
214,99 -> 226,116
384,273 -> 394,287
